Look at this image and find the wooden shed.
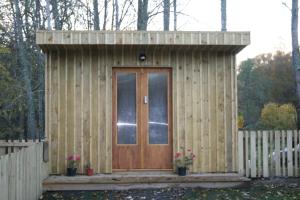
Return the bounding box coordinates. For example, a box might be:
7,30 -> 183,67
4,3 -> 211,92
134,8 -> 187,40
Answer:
36,31 -> 250,175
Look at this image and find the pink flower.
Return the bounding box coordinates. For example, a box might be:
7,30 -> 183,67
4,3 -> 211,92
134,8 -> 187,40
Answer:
175,152 -> 181,158
67,154 -> 80,161
75,155 -> 80,161
67,155 -> 74,160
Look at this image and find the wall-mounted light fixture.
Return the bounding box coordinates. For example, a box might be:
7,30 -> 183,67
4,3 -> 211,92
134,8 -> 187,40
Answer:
139,53 -> 146,61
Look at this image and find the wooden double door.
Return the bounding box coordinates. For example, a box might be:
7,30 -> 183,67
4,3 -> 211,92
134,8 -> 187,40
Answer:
112,68 -> 173,170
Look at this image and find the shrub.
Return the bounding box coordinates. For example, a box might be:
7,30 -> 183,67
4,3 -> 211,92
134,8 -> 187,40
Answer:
238,114 -> 245,129
260,103 -> 297,129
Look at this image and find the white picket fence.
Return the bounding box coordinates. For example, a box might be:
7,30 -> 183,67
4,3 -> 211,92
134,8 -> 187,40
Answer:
0,142 -> 48,200
238,130 -> 300,178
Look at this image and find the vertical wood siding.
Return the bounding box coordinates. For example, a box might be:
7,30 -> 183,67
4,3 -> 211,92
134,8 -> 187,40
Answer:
46,47 -> 237,174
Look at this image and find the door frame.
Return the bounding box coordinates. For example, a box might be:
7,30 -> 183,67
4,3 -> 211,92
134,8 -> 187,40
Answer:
112,67 -> 173,171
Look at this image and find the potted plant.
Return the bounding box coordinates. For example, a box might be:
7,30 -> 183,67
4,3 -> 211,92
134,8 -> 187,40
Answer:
174,147 -> 195,176
85,162 -> 94,176
66,154 -> 80,176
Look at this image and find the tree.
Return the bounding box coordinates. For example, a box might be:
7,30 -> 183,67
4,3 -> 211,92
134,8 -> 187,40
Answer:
174,0 -> 177,30
12,0 -> 37,138
238,52 -> 297,128
50,0 -> 62,30
93,0 -> 100,30
291,0 -> 300,127
221,0 -> 226,31
261,103 -> 297,129
137,0 -> 149,30
103,0 -> 108,30
163,0 -> 170,31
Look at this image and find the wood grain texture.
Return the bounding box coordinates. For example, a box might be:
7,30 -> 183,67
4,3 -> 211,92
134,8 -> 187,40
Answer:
0,143 -> 48,200
36,31 -> 250,51
45,47 -> 238,174
238,130 -> 300,178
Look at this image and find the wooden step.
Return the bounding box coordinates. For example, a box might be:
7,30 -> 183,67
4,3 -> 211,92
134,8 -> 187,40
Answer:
43,172 -> 250,190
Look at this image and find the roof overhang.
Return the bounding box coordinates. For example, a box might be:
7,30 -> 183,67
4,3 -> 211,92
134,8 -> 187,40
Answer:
36,31 -> 250,53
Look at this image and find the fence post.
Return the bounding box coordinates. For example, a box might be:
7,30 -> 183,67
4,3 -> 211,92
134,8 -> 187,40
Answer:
294,130 -> 298,177
262,131 -> 269,177
287,130 -> 293,177
245,131 -> 249,177
238,131 -> 244,175
250,131 -> 257,178
275,130 -> 280,176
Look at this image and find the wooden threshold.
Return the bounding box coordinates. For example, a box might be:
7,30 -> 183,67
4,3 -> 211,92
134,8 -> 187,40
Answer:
43,173 -> 250,191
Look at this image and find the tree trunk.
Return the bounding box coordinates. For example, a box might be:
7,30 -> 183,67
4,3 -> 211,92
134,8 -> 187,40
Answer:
163,0 -> 170,31
111,0 -> 115,29
93,0 -> 100,30
34,0 -> 45,139
13,0 -> 37,139
34,0 -> 41,30
137,0 -> 149,30
174,0 -> 177,31
50,0 -> 62,30
115,0 -> 120,30
103,0 -> 108,30
221,0 -> 227,31
45,0 -> 51,30
292,0 -> 300,127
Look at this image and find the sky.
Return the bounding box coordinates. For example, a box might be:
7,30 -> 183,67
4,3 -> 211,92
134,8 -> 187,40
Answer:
150,0 -> 292,64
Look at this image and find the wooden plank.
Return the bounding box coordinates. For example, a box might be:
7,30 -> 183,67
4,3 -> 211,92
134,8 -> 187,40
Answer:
82,48 -> 91,173
184,51 -> 193,170
50,50 -> 59,173
198,52 -> 204,173
99,49 -> 106,172
105,47 -> 113,173
91,48 -> 99,172
36,31 -> 251,46
250,131 -> 257,178
245,131 -> 249,177
269,130 -> 274,176
74,49 -> 83,172
67,49 -> 75,163
217,53 -> 225,172
262,131 -> 269,177
225,53 -> 232,172
58,49 -> 67,174
191,51 -> 199,172
1,156 -> 7,200
281,130 -> 286,176
257,131 -> 262,177
294,130 -> 298,177
287,130 -> 293,176
231,55 -> 237,172
238,131 -> 244,175
275,130 -> 281,176
170,50 -> 178,171
209,53 -> 217,172
201,52 -> 209,172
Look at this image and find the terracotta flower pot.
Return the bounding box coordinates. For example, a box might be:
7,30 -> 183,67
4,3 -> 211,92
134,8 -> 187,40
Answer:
177,167 -> 187,176
86,168 -> 94,176
66,168 -> 77,176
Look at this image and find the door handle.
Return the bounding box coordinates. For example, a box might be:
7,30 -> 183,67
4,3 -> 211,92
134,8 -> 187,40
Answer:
144,96 -> 148,104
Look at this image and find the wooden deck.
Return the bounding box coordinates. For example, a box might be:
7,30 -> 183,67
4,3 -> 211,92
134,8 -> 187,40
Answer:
43,172 -> 250,190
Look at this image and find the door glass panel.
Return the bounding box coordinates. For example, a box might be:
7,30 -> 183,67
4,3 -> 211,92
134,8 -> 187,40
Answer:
117,73 -> 136,144
148,73 -> 168,144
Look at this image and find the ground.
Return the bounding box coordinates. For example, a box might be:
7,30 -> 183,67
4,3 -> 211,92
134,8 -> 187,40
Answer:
41,178 -> 300,200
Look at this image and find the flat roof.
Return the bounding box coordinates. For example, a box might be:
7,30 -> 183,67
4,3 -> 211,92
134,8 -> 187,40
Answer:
36,31 -> 250,52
